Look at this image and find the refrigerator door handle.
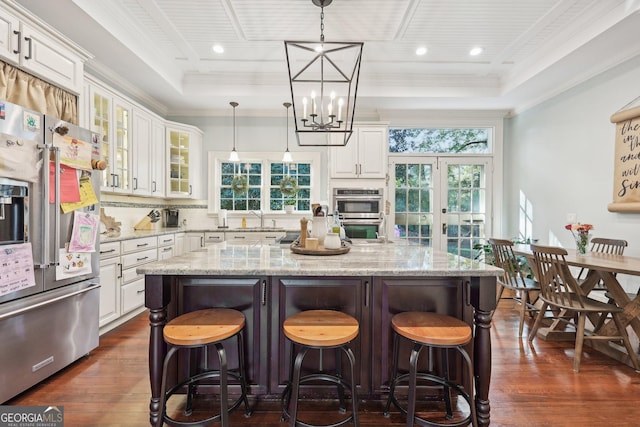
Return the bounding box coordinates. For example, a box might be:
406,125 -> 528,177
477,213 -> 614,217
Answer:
52,145 -> 61,266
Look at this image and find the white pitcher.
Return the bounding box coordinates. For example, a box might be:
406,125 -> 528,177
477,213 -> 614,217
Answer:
309,217 -> 327,245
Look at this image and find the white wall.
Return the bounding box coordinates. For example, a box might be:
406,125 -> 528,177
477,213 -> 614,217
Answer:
504,56 -> 640,261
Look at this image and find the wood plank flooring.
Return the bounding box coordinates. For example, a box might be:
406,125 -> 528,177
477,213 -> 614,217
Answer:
7,299 -> 640,426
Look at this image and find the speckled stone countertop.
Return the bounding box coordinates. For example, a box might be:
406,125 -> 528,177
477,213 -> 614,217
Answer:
137,241 -> 503,277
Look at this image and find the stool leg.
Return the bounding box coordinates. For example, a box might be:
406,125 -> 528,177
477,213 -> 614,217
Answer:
281,342 -> 296,422
236,330 -> 252,417
185,345 -> 206,416
458,345 -> 478,427
384,332 -> 400,417
289,346 -> 309,427
215,343 -> 229,427
335,347 -> 347,413
157,346 -> 179,427
407,343 -> 423,427
440,348 -> 453,420
343,345 -> 359,426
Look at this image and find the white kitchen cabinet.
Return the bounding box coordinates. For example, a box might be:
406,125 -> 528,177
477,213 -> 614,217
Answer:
158,233 -> 175,260
166,123 -> 203,199
204,232 -> 224,246
330,125 -> 388,179
185,232 -> 205,252
89,82 -> 133,194
121,236 -> 158,315
131,109 -> 153,196
98,241 -> 121,328
151,117 -> 166,197
0,6 -> 86,94
175,232 -> 185,255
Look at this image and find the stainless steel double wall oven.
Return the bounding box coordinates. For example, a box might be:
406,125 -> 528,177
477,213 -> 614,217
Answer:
333,188 -> 384,240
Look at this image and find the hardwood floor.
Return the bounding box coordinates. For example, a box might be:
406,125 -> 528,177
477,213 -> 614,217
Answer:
7,299 -> 640,426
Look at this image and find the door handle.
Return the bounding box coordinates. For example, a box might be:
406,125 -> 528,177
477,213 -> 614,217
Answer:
442,223 -> 447,235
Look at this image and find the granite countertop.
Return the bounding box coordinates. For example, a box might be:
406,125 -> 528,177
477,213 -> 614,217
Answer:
137,241 -> 503,277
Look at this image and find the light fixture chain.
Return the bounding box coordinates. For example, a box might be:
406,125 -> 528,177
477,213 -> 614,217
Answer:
320,7 -> 325,42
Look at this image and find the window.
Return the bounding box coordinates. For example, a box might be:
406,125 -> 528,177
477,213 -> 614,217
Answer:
389,128 -> 492,154
208,152 -> 321,214
269,162 -> 311,211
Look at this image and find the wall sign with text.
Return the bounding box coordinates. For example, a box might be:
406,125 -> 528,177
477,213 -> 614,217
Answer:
608,102 -> 640,213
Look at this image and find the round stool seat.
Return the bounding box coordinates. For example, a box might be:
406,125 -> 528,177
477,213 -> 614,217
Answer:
392,311 -> 471,346
164,308 -> 245,346
284,309 -> 359,347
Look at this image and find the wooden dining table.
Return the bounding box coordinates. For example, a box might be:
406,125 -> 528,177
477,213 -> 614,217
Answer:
513,244 -> 640,368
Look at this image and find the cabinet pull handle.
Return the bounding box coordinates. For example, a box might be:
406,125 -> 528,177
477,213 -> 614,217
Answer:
118,263 -> 123,279
162,247 -> 172,252
137,289 -> 145,294
364,280 -> 369,307
100,248 -> 116,254
189,184 -> 192,195
234,236 -> 246,239
465,280 -> 471,307
261,280 -> 267,305
152,181 -> 156,192
133,177 -> 138,190
12,30 -> 20,54
24,36 -> 32,60
442,223 -> 447,235
200,236 -> 204,247
136,243 -> 149,247
137,256 -> 149,261
162,239 -> 171,243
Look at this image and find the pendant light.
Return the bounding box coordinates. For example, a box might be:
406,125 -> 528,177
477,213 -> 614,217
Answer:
282,102 -> 293,163
228,101 -> 239,162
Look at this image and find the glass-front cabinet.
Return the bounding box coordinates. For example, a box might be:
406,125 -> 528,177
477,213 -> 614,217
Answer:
166,123 -> 202,198
90,84 -> 132,193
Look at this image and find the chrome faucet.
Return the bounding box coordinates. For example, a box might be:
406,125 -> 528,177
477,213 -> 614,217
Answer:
250,209 -> 264,228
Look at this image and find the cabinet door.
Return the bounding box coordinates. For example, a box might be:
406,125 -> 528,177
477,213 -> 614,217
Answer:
177,277 -> 269,395
99,256 -> 121,327
174,233 -> 185,255
370,277 -> 472,394
151,118 -> 166,197
112,99 -> 133,193
329,134 -> 359,178
89,85 -> 114,191
270,276 -> 369,395
166,128 -> 191,197
20,23 -> 83,94
0,9 -> 19,64
158,245 -> 174,260
132,109 -> 152,196
184,233 -> 204,252
357,127 -> 387,178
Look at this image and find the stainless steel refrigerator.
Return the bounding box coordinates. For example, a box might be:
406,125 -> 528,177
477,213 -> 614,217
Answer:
0,100 -> 101,403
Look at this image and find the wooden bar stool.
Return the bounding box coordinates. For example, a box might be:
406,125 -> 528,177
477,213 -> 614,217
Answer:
384,312 -> 477,427
157,308 -> 252,427
281,309 -> 360,427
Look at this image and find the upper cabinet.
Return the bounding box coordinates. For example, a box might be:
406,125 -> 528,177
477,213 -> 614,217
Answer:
0,4 -> 88,94
166,123 -> 203,199
132,109 -> 153,196
89,83 -> 133,194
150,118 -> 166,197
329,125 -> 388,179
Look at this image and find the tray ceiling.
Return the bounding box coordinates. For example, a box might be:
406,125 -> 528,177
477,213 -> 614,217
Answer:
14,0 -> 640,116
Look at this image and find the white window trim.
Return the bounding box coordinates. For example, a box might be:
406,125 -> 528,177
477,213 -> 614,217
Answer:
207,151 -> 322,215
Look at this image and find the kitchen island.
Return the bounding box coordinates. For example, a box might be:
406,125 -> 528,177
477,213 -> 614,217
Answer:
139,241 -> 502,426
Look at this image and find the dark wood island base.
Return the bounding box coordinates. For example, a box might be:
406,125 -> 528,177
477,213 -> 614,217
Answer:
140,243 -> 501,426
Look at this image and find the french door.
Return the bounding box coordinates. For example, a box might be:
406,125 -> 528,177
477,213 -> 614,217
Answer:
389,155 -> 492,258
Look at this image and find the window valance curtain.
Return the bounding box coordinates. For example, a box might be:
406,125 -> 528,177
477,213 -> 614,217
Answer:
0,61 -> 77,124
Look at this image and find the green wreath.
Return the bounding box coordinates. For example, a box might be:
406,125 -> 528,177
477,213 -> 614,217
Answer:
231,175 -> 248,195
279,176 -> 299,196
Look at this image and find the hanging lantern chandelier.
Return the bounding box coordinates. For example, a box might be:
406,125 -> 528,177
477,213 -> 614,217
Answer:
284,0 -> 363,146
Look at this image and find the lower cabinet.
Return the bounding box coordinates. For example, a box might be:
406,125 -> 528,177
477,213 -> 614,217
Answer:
172,277 -> 269,395
98,242 -> 122,327
269,276 -> 370,396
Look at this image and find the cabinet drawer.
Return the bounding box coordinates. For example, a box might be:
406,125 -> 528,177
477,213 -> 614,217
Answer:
122,278 -> 145,314
122,236 -> 157,253
158,234 -> 175,247
204,232 -> 224,245
121,248 -> 158,269
122,266 -> 142,284
99,241 -> 121,259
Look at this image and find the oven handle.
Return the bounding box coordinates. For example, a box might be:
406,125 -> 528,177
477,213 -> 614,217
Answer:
341,219 -> 383,225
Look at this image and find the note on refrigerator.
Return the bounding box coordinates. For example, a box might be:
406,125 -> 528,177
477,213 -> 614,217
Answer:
0,243 -> 36,297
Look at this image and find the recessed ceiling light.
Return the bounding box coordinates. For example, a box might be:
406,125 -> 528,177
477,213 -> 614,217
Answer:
469,47 -> 483,56
212,44 -> 224,54
415,46 -> 428,56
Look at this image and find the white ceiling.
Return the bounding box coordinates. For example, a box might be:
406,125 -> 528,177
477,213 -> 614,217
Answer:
14,0 -> 640,116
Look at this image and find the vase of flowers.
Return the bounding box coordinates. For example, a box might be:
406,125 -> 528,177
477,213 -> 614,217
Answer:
565,223 -> 594,256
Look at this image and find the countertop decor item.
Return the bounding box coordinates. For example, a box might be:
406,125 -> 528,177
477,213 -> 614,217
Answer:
565,222 -> 593,256
290,238 -> 350,256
